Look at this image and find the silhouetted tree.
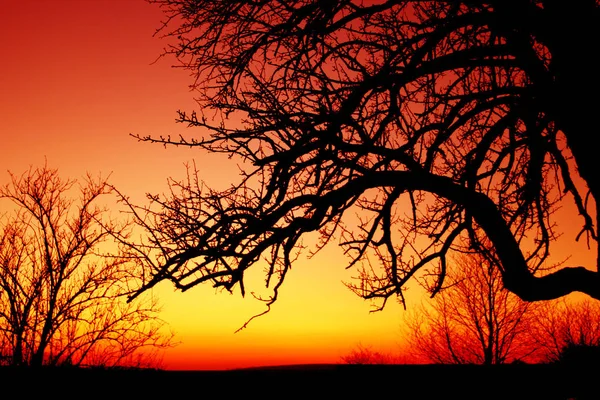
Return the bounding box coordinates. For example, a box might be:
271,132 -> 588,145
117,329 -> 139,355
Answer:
125,1 -> 600,320
405,253 -> 537,364
529,298 -> 600,364
0,165 -> 174,367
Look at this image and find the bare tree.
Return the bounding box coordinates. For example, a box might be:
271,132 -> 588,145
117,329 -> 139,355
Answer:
404,253 -> 537,364
528,298 -> 600,364
0,165 -> 174,367
123,1 -> 600,322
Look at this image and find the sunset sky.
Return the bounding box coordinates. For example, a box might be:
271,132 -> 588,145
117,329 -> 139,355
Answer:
1,0 -> 595,370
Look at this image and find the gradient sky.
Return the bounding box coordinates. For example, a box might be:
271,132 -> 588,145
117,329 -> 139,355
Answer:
1,0 -> 595,370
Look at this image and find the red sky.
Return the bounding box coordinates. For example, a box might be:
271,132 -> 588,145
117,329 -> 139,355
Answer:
0,0 -> 595,370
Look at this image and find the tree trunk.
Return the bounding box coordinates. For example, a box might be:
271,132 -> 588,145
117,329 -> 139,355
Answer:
544,3 -> 600,270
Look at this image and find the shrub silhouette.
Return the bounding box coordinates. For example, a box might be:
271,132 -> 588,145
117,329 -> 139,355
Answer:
556,343 -> 600,366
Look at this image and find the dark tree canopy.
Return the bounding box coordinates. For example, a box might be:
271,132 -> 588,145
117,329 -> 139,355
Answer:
126,1 -> 600,316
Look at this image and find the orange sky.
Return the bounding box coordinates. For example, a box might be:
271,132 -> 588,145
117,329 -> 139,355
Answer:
0,0 -> 596,370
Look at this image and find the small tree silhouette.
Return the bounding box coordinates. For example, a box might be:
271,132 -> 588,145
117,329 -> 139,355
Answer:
0,165 -> 175,368
404,252 -> 538,365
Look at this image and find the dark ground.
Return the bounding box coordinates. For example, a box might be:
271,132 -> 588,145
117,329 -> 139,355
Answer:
0,363 -> 596,399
